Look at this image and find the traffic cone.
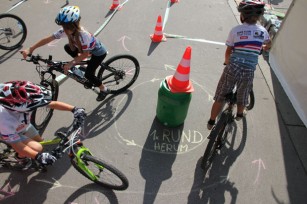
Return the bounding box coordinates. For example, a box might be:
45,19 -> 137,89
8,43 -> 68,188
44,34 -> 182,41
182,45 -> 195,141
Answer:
166,46 -> 194,93
150,15 -> 166,43
110,0 -> 121,10
171,0 -> 179,3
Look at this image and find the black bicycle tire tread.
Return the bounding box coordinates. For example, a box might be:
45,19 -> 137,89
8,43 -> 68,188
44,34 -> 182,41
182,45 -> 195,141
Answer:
246,89 -> 255,110
0,13 -> 27,50
98,54 -> 140,94
201,138 -> 216,170
30,79 -> 59,130
201,112 -> 228,170
71,154 -> 129,190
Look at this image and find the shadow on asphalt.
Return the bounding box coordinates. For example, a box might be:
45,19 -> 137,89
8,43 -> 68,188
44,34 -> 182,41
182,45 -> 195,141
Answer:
0,47 -> 22,64
139,117 -> 184,204
187,117 -> 248,204
147,41 -> 160,56
83,90 -> 133,139
268,62 -> 307,204
0,155 -> 72,204
63,183 -> 119,204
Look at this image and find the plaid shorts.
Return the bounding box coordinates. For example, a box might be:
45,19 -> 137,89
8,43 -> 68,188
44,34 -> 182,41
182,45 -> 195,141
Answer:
214,63 -> 254,106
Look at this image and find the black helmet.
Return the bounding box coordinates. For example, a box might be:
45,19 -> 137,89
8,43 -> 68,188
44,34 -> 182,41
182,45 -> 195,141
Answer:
238,0 -> 265,18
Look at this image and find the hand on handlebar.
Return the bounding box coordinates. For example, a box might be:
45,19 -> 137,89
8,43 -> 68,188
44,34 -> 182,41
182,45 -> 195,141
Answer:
72,107 -> 87,127
35,152 -> 57,166
63,63 -> 72,75
20,49 -> 32,59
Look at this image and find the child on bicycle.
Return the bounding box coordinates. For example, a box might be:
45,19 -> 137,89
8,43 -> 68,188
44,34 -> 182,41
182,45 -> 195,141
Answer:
0,80 -> 86,169
207,0 -> 271,130
21,6 -> 109,101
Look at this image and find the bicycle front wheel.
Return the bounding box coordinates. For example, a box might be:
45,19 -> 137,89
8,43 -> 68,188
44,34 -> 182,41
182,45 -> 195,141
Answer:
71,153 -> 129,190
201,112 -> 228,171
0,13 -> 27,50
97,55 -> 140,94
31,79 -> 59,130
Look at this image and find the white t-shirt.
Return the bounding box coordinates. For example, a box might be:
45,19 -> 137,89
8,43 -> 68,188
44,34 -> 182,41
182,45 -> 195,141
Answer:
0,105 -> 31,137
226,23 -> 270,69
53,28 -> 107,56
226,23 -> 270,56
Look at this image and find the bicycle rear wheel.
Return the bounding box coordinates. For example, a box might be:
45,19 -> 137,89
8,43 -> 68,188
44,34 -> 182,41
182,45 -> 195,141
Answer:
201,112 -> 228,171
246,89 -> 255,110
0,141 -> 23,169
97,54 -> 140,94
31,79 -> 59,130
0,13 -> 27,50
71,153 -> 129,190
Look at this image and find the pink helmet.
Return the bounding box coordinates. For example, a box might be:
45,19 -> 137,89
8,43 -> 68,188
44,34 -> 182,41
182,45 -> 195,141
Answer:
0,80 -> 52,112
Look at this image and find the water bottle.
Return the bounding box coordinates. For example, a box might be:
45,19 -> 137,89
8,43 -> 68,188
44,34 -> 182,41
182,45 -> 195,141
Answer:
71,66 -> 85,79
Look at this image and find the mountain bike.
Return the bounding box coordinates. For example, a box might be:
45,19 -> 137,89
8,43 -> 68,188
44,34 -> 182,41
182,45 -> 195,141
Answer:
201,89 -> 254,172
0,13 -> 27,50
0,118 -> 129,190
24,54 -> 140,130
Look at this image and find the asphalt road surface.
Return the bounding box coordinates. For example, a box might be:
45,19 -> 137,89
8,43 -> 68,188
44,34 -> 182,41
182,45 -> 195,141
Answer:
1,0 -> 306,204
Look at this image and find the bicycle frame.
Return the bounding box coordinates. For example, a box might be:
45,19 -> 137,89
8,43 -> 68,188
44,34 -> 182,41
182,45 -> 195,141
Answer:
39,126 -> 99,178
30,55 -> 116,95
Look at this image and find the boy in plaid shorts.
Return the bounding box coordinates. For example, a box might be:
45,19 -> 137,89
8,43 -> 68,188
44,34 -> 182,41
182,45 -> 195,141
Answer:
207,0 -> 271,130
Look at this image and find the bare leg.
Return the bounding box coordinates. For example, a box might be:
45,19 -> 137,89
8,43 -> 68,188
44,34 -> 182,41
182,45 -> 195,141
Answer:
11,139 -> 43,159
209,101 -> 224,121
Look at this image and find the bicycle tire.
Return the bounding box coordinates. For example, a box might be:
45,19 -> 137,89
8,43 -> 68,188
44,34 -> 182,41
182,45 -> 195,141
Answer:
0,13 -> 27,50
97,54 -> 140,94
246,89 -> 255,110
71,153 -> 129,190
0,141 -> 12,162
201,112 -> 228,170
31,79 -> 59,130
0,141 -> 22,169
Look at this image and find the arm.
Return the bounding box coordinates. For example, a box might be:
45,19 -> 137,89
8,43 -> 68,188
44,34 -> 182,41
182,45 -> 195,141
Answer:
21,35 -> 56,59
224,46 -> 233,65
63,51 -> 91,74
47,101 -> 74,111
47,101 -> 86,121
262,39 -> 272,51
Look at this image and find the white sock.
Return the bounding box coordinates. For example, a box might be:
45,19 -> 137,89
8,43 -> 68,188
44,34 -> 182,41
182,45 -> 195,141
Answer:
102,87 -> 108,92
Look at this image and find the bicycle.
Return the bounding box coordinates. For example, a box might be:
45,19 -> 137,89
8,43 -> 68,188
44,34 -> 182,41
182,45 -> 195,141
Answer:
0,118 -> 129,190
201,89 -> 254,171
0,13 -> 27,50
23,54 -> 140,130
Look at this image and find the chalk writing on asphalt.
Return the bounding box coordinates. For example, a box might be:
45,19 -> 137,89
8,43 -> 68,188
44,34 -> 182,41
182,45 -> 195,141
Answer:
151,129 -> 204,153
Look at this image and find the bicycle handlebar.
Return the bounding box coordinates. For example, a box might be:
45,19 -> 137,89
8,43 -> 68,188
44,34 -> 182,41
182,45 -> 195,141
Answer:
24,54 -> 57,65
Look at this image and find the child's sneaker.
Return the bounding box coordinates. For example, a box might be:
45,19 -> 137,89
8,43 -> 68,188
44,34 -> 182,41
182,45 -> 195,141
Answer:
207,119 -> 215,130
235,109 -> 247,121
14,154 -> 32,170
96,89 -> 110,101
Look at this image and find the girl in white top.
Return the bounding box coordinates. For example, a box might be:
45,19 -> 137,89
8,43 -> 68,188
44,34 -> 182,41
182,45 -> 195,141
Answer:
21,6 -> 109,101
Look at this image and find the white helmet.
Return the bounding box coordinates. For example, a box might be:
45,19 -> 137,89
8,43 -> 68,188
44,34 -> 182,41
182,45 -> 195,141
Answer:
55,6 -> 81,25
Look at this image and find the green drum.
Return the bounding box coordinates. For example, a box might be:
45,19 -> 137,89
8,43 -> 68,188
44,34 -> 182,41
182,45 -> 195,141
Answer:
156,79 -> 192,127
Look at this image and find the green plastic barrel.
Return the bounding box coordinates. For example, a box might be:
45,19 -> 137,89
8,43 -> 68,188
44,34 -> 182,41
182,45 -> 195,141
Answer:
156,79 -> 192,127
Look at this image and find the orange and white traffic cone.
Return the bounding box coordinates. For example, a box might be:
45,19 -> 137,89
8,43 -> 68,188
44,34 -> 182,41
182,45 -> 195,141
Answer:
110,0 -> 121,10
166,46 -> 194,93
150,15 -> 166,43
171,0 -> 179,3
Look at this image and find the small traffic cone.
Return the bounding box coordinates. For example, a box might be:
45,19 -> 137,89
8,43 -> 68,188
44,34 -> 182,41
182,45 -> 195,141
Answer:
171,0 -> 179,3
110,0 -> 121,10
166,46 -> 194,93
150,15 -> 166,43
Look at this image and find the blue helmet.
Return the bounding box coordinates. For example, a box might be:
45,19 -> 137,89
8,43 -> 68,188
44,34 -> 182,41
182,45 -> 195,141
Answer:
55,6 -> 80,25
